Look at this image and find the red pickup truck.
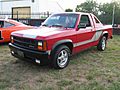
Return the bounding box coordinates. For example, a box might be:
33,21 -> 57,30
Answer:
9,12 -> 112,69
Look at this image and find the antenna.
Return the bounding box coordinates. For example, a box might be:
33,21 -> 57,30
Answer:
5,15 -> 9,20
56,1 -> 64,11
112,5 -> 115,26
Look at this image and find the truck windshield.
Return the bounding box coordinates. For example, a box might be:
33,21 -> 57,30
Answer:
42,14 -> 79,28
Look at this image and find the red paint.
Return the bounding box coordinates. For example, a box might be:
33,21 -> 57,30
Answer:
10,12 -> 112,55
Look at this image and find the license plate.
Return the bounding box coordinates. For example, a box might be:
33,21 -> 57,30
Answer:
17,50 -> 24,57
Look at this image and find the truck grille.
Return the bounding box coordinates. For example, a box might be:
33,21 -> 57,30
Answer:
13,36 -> 37,49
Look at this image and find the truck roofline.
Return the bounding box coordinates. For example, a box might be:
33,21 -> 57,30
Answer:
51,12 -> 91,15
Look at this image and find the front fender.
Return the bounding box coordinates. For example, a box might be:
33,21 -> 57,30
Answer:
52,39 -> 73,51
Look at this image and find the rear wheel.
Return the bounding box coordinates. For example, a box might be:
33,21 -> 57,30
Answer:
97,36 -> 107,51
51,45 -> 70,69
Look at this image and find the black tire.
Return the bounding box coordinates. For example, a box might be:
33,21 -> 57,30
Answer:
51,45 -> 71,69
97,36 -> 107,51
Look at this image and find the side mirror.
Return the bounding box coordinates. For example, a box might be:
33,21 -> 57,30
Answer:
78,23 -> 86,29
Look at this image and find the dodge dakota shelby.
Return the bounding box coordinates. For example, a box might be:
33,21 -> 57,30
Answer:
9,12 -> 112,69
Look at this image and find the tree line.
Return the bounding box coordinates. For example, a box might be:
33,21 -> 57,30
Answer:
65,0 -> 120,25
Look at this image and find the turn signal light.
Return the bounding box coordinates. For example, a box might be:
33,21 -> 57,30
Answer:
38,46 -> 43,50
43,41 -> 47,51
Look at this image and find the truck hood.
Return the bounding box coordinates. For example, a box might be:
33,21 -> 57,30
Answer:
12,27 -> 67,38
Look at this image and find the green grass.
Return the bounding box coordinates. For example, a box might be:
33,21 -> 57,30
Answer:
0,35 -> 120,90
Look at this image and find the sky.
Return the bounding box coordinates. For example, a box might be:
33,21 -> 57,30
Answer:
49,0 -> 114,11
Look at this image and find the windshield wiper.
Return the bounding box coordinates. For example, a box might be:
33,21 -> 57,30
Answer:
51,24 -> 64,28
42,24 -> 48,27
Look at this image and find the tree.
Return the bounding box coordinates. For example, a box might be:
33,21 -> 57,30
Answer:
65,8 -> 73,12
75,0 -> 98,16
75,0 -> 120,24
99,2 -> 120,24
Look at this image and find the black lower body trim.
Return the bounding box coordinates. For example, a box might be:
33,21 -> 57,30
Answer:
9,43 -> 51,64
0,38 -> 3,40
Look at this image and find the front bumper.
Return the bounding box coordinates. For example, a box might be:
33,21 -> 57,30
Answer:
9,43 -> 50,64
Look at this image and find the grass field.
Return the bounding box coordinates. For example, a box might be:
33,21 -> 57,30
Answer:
0,35 -> 120,90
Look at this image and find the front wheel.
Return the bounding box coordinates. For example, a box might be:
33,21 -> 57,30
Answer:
97,36 -> 107,51
51,45 -> 70,69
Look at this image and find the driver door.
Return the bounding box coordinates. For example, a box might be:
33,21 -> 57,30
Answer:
75,14 -> 95,52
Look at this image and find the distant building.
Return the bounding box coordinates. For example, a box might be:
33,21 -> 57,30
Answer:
0,0 -> 64,19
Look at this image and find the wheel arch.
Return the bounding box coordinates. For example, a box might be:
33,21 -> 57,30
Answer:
102,31 -> 108,39
51,39 -> 73,55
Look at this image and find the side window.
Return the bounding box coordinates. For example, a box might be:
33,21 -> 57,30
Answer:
3,22 -> 15,28
79,15 -> 91,27
0,21 -> 4,28
94,17 -> 100,23
0,31 -> 3,40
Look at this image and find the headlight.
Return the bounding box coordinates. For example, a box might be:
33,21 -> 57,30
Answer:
37,41 -> 47,51
38,42 -> 42,46
11,36 -> 14,43
11,36 -> 14,40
